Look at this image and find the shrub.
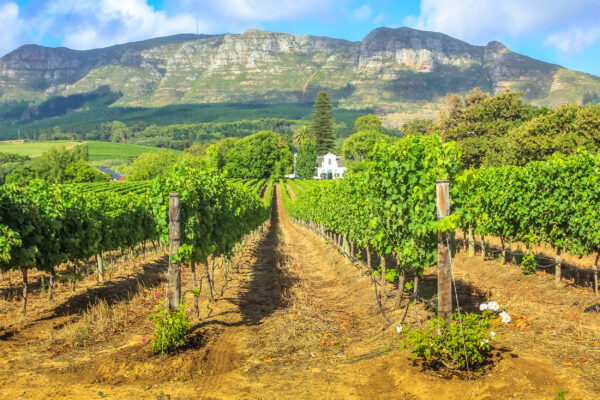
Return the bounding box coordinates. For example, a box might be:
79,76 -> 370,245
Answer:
148,302 -> 191,354
402,312 -> 495,370
521,253 -> 537,275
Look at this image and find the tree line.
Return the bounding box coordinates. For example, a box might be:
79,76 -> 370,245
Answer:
402,88 -> 600,168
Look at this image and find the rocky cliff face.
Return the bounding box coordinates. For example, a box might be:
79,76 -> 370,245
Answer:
1,28 -> 598,110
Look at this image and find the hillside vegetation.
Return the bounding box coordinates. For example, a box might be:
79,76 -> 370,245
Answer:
1,27 -> 600,142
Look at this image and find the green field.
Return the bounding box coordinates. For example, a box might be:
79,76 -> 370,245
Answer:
84,141 -> 179,161
0,140 -> 82,157
0,140 -> 178,162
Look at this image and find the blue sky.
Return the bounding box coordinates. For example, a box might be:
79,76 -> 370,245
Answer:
2,0 -> 600,76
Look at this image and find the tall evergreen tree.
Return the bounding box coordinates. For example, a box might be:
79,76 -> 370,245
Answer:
310,91 -> 335,155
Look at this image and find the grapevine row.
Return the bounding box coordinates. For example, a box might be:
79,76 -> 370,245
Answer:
287,135 -> 461,292
0,164 -> 271,313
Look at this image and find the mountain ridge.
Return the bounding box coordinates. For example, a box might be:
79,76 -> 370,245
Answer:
1,27 -> 599,118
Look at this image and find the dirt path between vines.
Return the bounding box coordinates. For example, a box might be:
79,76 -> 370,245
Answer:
0,186 -> 596,399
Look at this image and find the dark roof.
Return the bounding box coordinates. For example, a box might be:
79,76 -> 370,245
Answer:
98,167 -> 124,179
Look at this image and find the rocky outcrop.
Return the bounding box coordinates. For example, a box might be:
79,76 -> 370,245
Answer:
0,28 -> 598,108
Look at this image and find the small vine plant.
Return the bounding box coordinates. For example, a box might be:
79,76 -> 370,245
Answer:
147,301 -> 191,354
401,302 -> 511,371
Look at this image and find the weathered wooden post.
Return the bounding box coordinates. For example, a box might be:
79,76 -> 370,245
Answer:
468,225 -> 475,257
594,254 -> 599,296
380,256 -> 386,296
436,180 -> 452,323
96,253 -> 104,282
555,248 -> 562,286
167,193 -> 181,312
21,267 -> 28,315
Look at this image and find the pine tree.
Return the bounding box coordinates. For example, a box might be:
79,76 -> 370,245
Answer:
310,91 -> 335,155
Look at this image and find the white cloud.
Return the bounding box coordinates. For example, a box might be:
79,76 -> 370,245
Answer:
0,0 -> 338,53
45,0 -> 199,49
407,0 -> 600,52
0,2 -> 24,55
210,0 -> 335,21
546,27 -> 600,53
352,5 -> 372,21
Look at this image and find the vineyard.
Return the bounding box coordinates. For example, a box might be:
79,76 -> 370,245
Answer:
0,138 -> 599,398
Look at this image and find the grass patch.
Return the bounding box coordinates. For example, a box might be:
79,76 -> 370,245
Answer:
0,140 -> 82,157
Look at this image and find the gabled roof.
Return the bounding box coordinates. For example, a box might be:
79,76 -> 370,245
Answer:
316,152 -> 344,168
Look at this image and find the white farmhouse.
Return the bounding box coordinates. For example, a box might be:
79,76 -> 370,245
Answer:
316,152 -> 346,179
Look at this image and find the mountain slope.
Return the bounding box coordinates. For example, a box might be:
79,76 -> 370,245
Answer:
1,27 -> 599,113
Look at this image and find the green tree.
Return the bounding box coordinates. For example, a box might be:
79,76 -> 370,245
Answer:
296,141 -> 317,179
292,125 -> 315,147
402,119 -> 435,136
223,131 -> 292,179
341,130 -> 395,162
0,152 -> 29,184
110,121 -> 131,143
64,160 -> 109,183
310,91 -> 335,155
435,89 -> 534,167
509,103 -> 600,165
205,137 -> 239,171
5,144 -> 104,184
126,150 -> 180,181
354,114 -> 382,133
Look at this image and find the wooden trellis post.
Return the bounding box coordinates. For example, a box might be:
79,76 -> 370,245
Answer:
436,180 -> 452,323
167,193 -> 181,312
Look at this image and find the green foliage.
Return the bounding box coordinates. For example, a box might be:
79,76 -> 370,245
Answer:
296,141 -> 318,179
0,180 -> 157,277
150,164 -> 270,264
402,312 -> 495,370
554,389 -> 565,400
126,149 -> 181,181
509,103 -> 600,165
0,163 -> 270,315
85,141 -> 180,162
288,135 -> 461,279
0,225 -> 20,263
453,150 -> 600,262
148,302 -> 191,353
353,114 -> 382,133
341,130 -> 396,162
221,131 -> 293,179
68,180 -> 153,195
437,89 -> 535,167
1,100 -> 367,144
5,144 -> 108,184
401,119 -> 435,136
292,125 -> 315,147
311,91 -> 335,155
521,253 -> 537,275
0,152 -> 30,184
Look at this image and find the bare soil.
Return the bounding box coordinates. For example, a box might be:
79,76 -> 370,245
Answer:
0,186 -> 598,399
285,184 -> 297,201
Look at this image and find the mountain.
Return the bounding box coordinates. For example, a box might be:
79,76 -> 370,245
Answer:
1,27 -> 599,119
